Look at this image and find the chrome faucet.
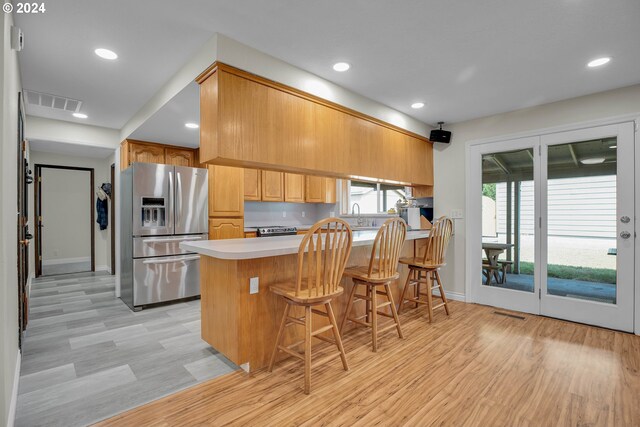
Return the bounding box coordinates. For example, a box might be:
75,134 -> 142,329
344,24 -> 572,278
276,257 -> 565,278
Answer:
351,203 -> 365,226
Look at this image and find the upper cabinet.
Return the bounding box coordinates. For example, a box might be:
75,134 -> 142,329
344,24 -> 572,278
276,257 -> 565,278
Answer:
120,139 -> 198,170
305,176 -> 336,204
244,169 -> 262,201
284,173 -> 305,203
261,171 -> 284,202
209,165 -> 244,217
165,148 -> 196,167
197,63 -> 433,186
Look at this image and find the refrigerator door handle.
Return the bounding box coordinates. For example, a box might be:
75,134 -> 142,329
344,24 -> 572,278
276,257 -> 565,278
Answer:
176,171 -> 182,225
142,255 -> 200,265
168,170 -> 174,231
141,236 -> 203,244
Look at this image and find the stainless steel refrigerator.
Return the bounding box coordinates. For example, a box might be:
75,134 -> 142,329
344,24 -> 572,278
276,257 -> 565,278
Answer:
120,163 -> 208,310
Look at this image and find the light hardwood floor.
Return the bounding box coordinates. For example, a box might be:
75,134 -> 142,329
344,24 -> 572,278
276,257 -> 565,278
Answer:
96,301 -> 640,427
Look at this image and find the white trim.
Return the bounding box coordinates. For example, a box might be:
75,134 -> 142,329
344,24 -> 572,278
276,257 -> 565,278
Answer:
26,272 -> 34,300
467,112 -> 640,147
95,265 -> 110,272
432,289 -> 466,302
7,350 -> 21,427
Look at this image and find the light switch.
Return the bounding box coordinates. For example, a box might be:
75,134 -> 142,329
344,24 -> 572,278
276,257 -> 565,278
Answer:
302,211 -> 306,218
250,277 -> 259,294
451,209 -> 464,219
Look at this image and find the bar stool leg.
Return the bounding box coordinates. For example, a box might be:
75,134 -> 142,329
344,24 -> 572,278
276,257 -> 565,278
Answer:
371,284 -> 378,352
426,272 -> 434,323
268,303 -> 290,372
340,281 -> 358,333
304,305 -> 312,395
384,282 -> 403,339
365,284 -> 371,324
326,302 -> 349,371
398,268 -> 413,314
415,270 -> 422,309
435,270 -> 450,315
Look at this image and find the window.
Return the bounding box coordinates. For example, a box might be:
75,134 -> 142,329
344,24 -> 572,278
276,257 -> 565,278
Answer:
347,180 -> 407,214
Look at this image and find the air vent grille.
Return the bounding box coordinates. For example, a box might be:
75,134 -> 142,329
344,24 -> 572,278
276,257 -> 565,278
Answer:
24,89 -> 82,113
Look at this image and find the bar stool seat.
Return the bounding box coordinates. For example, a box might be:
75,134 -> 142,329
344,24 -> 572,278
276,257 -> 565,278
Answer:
270,283 -> 344,304
268,218 -> 353,395
340,218 -> 407,352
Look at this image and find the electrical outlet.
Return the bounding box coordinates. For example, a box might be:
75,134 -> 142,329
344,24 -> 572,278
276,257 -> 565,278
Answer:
302,211 -> 306,218
282,211 -> 287,218
330,211 -> 335,217
451,209 -> 464,219
249,277 -> 259,294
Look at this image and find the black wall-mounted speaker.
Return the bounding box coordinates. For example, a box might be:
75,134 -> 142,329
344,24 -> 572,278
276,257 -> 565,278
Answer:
430,129 -> 451,144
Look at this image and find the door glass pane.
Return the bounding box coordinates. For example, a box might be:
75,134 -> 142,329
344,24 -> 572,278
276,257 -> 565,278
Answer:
481,149 -> 535,292
546,138 -> 617,304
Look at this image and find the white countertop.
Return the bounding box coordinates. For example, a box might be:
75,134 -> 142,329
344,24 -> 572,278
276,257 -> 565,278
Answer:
181,230 -> 431,260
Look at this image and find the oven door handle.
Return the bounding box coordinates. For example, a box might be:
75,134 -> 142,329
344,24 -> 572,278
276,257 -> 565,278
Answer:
142,236 -> 203,244
142,255 -> 200,265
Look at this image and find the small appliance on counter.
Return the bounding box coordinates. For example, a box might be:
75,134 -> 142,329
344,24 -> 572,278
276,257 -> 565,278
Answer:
120,163 -> 208,311
256,226 -> 298,237
397,196 -> 434,230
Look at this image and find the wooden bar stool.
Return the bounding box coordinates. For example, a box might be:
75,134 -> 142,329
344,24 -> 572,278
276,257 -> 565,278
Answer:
398,217 -> 453,322
268,218 -> 353,394
340,218 -> 407,352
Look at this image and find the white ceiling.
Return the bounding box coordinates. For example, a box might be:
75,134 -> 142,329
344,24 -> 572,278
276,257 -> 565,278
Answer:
129,82 -> 200,148
29,139 -> 115,159
15,0 -> 640,133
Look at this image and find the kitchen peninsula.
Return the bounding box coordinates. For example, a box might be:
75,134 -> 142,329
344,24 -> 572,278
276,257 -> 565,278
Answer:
181,229 -> 430,371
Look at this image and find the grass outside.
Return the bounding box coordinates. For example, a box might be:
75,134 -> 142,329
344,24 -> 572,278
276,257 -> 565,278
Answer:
519,262 -> 616,284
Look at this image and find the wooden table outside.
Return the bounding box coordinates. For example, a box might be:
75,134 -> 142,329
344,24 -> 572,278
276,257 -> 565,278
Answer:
482,242 -> 514,285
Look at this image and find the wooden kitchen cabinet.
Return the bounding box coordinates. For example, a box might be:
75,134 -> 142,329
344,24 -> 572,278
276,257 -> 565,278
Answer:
165,147 -> 195,167
244,169 -> 262,201
244,231 -> 257,238
209,218 -> 244,240
305,176 -> 325,203
325,178 -> 337,204
209,165 -> 244,217
261,171 -> 284,202
125,140 -> 166,167
284,173 -> 305,203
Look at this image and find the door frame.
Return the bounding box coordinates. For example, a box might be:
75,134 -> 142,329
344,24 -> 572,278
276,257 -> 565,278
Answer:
465,113 -> 640,333
34,164 -> 96,277
110,163 -> 116,275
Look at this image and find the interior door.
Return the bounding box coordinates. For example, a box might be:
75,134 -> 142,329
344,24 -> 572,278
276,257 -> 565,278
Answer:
468,136 -> 541,314
540,122 -> 635,332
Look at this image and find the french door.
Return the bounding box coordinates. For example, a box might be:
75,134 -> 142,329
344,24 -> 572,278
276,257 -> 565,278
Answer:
468,122 -> 635,332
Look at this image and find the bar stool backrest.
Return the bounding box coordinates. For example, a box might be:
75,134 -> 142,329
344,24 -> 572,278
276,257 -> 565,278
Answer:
368,218 -> 407,278
296,218 -> 353,298
421,216 -> 453,266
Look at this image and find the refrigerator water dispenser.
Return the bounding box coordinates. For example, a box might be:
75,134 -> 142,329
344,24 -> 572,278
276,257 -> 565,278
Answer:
141,197 -> 166,227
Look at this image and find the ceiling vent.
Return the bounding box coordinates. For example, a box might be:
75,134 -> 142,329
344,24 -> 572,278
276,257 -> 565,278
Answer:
24,89 -> 82,113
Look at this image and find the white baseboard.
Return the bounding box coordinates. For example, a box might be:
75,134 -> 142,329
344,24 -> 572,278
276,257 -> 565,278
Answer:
433,289 -> 466,302
42,256 -> 91,266
7,350 -> 21,427
95,265 -> 109,272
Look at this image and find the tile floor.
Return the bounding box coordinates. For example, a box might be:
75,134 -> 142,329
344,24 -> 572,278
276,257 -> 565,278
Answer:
15,271 -> 237,427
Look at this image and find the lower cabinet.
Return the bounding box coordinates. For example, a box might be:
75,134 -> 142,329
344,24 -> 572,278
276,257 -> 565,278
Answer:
209,218 -> 244,240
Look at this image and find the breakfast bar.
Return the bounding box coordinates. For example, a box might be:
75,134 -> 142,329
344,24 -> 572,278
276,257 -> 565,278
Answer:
181,230 -> 430,372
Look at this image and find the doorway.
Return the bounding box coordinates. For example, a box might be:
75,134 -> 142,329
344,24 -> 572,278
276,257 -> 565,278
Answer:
34,165 -> 95,276
467,122 -> 635,332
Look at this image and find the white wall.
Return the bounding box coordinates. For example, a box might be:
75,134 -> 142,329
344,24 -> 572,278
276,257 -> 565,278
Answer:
40,168 -> 92,263
0,10 -> 22,427
29,151 -> 116,274
434,83 -> 640,296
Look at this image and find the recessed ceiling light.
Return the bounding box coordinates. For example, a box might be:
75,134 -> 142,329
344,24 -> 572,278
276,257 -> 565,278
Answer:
411,102 -> 425,109
609,145 -> 617,149
72,113 -> 88,119
332,62 -> 350,72
587,57 -> 610,68
185,123 -> 199,129
94,48 -> 118,60
580,157 -> 605,165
